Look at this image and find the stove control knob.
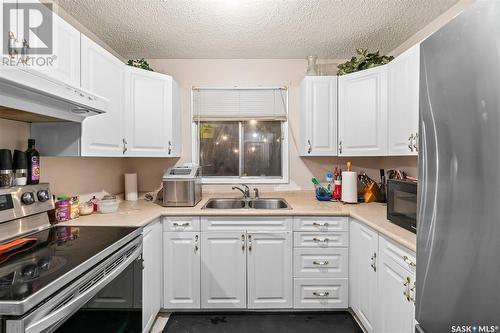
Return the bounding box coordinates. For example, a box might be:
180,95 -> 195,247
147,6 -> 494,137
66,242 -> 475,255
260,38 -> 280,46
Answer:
21,192 -> 35,205
37,190 -> 49,202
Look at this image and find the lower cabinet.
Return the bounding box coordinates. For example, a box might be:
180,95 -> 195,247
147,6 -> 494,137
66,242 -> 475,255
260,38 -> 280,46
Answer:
201,232 -> 247,308
163,232 -> 201,309
349,218 -> 416,333
143,219 -> 162,333
377,236 -> 416,333
349,220 -> 378,332
247,232 -> 292,309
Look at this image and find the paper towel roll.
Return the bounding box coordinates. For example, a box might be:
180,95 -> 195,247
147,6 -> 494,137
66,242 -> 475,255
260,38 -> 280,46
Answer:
125,173 -> 138,201
341,171 -> 358,203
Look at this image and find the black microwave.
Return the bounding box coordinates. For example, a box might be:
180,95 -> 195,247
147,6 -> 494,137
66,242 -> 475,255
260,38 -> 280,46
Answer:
387,179 -> 417,233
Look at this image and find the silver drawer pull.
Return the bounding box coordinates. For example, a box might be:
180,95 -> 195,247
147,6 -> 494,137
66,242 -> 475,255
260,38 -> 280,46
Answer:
313,260 -> 329,266
173,222 -> 190,227
313,238 -> 329,243
313,291 -> 329,297
403,255 -> 416,267
312,222 -> 329,227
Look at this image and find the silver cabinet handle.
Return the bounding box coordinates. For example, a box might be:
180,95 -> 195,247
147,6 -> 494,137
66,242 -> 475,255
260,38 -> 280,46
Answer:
241,234 -> 245,251
370,253 -> 377,272
194,234 -> 199,253
313,291 -> 329,297
403,276 -> 412,302
403,255 -> 416,267
313,238 -> 329,243
248,234 -> 252,252
122,138 -> 128,154
408,133 -> 414,152
413,133 -> 418,151
312,222 -> 329,227
338,141 -> 342,155
173,222 -> 190,227
307,140 -> 312,154
313,260 -> 329,266
168,140 -> 172,155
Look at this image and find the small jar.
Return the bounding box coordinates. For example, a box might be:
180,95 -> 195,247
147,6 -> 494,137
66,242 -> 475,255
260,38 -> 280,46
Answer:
14,169 -> 27,186
0,170 -> 13,188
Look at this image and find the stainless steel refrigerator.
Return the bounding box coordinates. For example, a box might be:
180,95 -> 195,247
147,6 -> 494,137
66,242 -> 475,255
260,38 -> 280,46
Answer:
417,0 -> 500,332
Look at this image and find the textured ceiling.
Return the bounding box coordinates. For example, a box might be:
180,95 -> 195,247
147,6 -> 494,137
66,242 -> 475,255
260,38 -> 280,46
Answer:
55,0 -> 459,59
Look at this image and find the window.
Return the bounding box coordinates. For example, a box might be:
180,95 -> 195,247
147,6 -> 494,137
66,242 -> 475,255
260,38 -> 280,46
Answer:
192,87 -> 288,183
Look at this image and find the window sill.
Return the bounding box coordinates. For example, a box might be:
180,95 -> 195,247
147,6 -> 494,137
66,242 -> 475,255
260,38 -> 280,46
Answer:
201,177 -> 289,185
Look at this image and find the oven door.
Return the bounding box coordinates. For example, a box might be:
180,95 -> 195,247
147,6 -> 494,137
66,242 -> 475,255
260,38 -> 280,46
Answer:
5,237 -> 142,333
387,180 -> 418,233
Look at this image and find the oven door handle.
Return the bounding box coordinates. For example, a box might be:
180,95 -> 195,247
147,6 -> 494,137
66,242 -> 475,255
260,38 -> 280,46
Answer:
9,241 -> 142,333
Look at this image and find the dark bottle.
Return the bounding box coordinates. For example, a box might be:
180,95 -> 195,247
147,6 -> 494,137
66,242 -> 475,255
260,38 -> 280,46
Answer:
26,139 -> 40,184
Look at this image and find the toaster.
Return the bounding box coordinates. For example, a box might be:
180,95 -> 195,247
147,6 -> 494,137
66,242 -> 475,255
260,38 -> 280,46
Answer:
161,165 -> 202,207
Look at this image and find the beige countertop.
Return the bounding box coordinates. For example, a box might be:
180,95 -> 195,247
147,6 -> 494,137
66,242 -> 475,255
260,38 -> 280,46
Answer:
60,191 -> 416,252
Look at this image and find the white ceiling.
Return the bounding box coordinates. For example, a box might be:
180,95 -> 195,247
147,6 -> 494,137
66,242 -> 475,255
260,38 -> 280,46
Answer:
55,0 -> 459,59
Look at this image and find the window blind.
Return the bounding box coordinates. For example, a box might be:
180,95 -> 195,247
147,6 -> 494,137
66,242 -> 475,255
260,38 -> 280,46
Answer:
192,88 -> 287,121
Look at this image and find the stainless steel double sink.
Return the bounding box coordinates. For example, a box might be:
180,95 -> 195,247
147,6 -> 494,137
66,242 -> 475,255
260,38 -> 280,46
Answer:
202,198 -> 291,210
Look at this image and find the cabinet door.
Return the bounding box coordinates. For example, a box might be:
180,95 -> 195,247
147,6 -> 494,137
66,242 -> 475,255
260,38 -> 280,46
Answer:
299,76 -> 338,156
378,252 -> 415,333
163,232 -> 200,309
247,232 -> 292,309
388,44 -> 419,156
143,220 -> 162,332
124,67 -> 175,157
43,13 -> 81,87
349,220 -> 378,332
201,232 -> 246,308
80,34 -> 124,156
338,66 -> 388,156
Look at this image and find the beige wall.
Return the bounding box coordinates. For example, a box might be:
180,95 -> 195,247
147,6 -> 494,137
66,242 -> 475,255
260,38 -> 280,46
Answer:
0,59 -> 417,195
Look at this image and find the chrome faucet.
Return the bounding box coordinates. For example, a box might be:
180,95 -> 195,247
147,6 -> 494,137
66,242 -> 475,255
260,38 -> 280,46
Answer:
232,184 -> 250,199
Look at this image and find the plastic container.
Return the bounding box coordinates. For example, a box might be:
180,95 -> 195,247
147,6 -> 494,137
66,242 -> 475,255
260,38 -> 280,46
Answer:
97,195 -> 119,214
78,201 -> 94,216
315,183 -> 332,201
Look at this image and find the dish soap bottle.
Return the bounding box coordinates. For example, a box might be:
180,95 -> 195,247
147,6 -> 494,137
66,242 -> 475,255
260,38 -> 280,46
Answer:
26,139 -> 40,184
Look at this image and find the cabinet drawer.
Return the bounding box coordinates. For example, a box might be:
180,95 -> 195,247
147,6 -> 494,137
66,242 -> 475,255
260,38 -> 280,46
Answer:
293,278 -> 348,308
163,217 -> 200,231
293,248 -> 348,278
293,232 -> 348,248
293,217 -> 348,232
201,217 -> 292,231
379,235 -> 416,273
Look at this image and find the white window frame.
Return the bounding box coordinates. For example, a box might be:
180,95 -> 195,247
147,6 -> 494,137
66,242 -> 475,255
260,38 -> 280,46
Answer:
191,86 -> 289,185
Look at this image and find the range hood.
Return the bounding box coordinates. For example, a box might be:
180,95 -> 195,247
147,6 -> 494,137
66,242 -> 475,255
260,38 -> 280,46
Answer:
0,68 -> 108,123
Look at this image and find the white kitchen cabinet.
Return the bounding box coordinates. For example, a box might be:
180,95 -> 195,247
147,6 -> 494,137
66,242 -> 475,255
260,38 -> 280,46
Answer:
377,249 -> 415,333
163,232 -> 200,309
142,220 -> 162,333
349,219 -> 379,333
338,66 -> 388,156
124,66 -> 181,157
247,232 -> 292,309
299,76 -> 338,156
201,232 -> 247,308
388,44 -> 420,156
80,34 -> 125,156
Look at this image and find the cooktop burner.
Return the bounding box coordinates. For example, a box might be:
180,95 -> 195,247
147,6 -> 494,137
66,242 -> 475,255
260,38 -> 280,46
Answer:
0,225 -> 138,302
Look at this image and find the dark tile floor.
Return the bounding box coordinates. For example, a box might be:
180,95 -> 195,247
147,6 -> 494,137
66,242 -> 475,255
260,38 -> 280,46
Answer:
163,311 -> 363,333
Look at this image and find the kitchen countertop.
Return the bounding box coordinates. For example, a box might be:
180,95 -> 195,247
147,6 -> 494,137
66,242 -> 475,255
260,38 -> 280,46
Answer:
60,191 -> 416,252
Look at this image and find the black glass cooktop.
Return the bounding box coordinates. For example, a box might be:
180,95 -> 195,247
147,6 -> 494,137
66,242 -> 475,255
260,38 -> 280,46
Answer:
0,226 -> 138,302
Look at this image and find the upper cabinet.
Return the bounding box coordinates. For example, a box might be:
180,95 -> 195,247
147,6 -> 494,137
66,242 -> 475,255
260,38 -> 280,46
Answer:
299,76 -> 338,156
124,67 -> 181,157
338,66 -> 388,156
388,44 -> 420,156
80,34 -> 124,156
